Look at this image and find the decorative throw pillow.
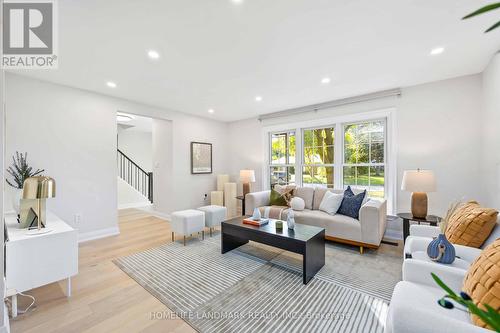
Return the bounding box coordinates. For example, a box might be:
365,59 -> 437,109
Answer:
344,186 -> 355,197
319,191 -> 344,215
273,185 -> 295,206
463,238 -> 500,329
269,189 -> 288,206
337,188 -> 367,219
445,201 -> 498,248
290,197 -> 305,211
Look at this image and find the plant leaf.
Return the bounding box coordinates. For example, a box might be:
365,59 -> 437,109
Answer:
485,20 -> 500,32
463,3 -> 500,19
431,273 -> 457,297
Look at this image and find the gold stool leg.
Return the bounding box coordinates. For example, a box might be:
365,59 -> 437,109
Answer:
210,227 -> 212,237
202,230 -> 205,240
359,246 -> 364,254
171,232 -> 174,242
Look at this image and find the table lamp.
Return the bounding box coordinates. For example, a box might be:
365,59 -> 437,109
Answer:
22,176 -> 56,235
401,169 -> 436,219
239,170 -> 256,197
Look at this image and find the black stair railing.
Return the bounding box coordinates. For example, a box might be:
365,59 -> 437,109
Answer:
117,149 -> 153,203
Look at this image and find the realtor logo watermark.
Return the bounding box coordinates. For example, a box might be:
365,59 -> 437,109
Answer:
2,0 -> 58,69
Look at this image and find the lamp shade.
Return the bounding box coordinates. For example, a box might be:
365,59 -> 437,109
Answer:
401,170 -> 436,193
22,176 -> 56,199
239,170 -> 256,183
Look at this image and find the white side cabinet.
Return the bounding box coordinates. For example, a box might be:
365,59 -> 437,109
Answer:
4,212 -> 78,317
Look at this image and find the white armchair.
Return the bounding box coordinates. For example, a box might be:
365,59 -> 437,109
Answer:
386,258 -> 490,333
403,223 -> 496,287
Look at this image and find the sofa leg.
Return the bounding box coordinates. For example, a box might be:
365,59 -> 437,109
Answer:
359,246 -> 364,254
210,227 -> 212,237
183,236 -> 186,246
171,232 -> 174,242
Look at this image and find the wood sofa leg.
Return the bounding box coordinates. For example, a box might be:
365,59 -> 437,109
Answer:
183,236 -> 186,246
171,232 -> 174,242
359,246 -> 364,254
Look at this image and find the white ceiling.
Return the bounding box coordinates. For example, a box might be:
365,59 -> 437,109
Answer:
14,0 -> 500,122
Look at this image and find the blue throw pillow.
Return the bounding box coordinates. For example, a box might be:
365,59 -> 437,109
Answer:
337,187 -> 366,220
344,186 -> 355,197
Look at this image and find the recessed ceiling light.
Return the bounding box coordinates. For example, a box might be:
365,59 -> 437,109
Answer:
117,114 -> 133,122
231,0 -> 243,4
147,50 -> 160,59
430,47 -> 445,55
255,96 -> 263,102
321,77 -> 331,84
208,109 -> 215,114
106,81 -> 117,88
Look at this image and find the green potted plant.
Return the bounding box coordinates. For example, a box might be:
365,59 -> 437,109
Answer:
6,152 -> 44,215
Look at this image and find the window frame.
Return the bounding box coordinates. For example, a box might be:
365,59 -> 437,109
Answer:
301,124 -> 337,188
340,119 -> 387,198
268,130 -> 296,187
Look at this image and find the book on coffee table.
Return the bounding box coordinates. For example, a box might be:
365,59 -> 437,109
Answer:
242,218 -> 269,227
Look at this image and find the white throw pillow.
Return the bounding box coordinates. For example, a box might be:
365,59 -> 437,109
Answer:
290,197 -> 305,211
319,191 -> 343,215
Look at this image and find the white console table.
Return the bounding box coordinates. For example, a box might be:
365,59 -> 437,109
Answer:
4,212 -> 78,317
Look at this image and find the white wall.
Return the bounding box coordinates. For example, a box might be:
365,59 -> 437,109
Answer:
228,74 -> 484,216
117,128 -> 153,172
5,74 -> 119,240
228,118 -> 265,195
5,73 -> 231,238
152,118 -> 174,214
481,52 -> 500,210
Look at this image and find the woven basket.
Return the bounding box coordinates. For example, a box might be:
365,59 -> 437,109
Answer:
445,201 -> 498,248
463,238 -> 500,329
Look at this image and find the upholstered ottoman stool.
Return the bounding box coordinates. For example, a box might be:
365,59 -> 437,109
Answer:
171,209 -> 205,246
197,205 -> 227,236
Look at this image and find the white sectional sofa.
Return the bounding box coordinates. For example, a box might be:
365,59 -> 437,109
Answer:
245,187 -> 387,252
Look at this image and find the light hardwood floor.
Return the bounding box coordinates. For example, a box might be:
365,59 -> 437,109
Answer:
11,209 -> 196,333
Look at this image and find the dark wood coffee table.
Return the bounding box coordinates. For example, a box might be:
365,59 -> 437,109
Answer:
221,216 -> 325,284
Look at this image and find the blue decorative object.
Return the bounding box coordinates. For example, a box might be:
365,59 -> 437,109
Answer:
337,188 -> 366,219
427,234 -> 456,264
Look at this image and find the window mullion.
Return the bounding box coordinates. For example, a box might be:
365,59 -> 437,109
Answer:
334,122 -> 343,190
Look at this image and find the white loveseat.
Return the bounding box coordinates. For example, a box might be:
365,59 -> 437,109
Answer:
245,187 -> 387,252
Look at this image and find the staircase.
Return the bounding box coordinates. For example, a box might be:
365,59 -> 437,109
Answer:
117,149 -> 153,203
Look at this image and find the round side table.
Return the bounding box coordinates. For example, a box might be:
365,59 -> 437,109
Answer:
397,213 -> 441,244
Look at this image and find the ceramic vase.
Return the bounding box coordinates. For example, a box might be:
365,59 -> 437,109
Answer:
12,188 -> 22,215
427,234 -> 455,264
252,208 -> 261,220
287,210 -> 295,229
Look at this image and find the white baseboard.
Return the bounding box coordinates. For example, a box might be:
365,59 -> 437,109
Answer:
146,210 -> 171,221
78,226 -> 120,243
118,202 -> 152,210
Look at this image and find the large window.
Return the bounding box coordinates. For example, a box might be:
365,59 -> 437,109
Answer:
302,127 -> 335,188
343,121 -> 385,198
268,119 -> 387,198
270,131 -> 295,187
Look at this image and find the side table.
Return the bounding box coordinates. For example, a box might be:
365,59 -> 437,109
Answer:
397,213 -> 441,244
236,195 -> 245,216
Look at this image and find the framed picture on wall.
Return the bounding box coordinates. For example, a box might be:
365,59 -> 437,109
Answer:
191,142 -> 212,174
